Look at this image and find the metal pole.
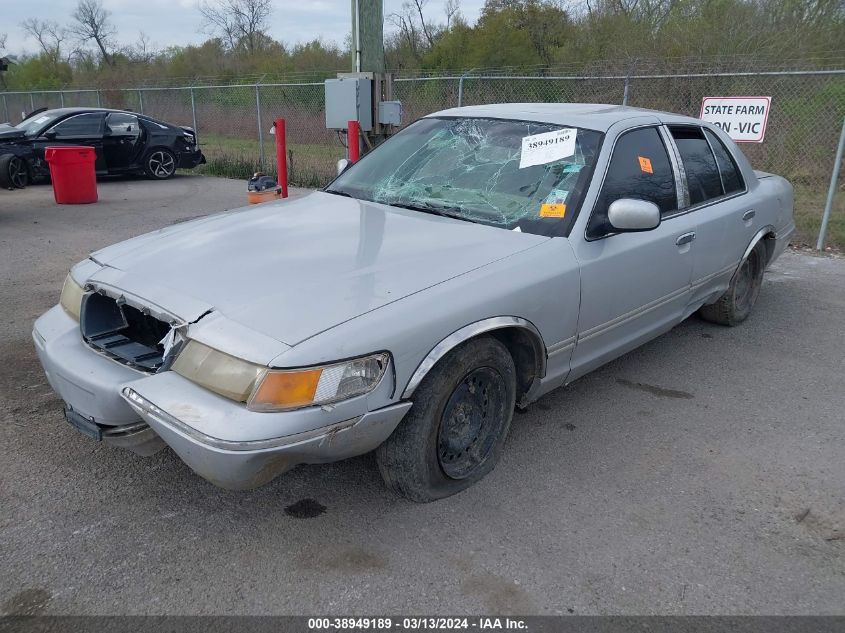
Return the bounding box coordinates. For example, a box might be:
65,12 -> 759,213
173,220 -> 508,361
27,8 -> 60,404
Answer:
138,89 -> 144,114
2,95 -> 8,123
457,68 -> 476,108
96,90 -> 101,107
190,88 -> 198,140
30,93 -> 35,113
816,116 -> 845,250
622,75 -> 630,106
60,91 -> 65,107
255,84 -> 265,167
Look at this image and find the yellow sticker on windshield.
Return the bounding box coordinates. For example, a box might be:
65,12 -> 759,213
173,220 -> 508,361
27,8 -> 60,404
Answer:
540,203 -> 566,218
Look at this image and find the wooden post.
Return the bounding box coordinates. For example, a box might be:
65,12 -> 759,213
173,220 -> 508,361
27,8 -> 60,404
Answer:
351,0 -> 384,73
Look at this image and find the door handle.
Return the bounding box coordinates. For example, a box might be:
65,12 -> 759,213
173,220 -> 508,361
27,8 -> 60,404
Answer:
743,209 -> 756,221
676,232 -> 696,246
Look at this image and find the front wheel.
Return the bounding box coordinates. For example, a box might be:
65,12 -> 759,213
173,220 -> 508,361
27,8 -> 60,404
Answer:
143,148 -> 177,179
376,336 -> 516,502
0,153 -> 30,189
699,241 -> 766,326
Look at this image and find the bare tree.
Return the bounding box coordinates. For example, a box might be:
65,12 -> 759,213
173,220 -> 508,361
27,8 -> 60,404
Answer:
21,19 -> 68,65
69,0 -> 116,66
0,32 -> 7,53
445,0 -> 461,29
198,0 -> 272,55
132,31 -> 154,62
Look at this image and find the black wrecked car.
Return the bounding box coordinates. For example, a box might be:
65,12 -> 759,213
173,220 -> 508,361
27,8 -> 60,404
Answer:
0,107 -> 205,188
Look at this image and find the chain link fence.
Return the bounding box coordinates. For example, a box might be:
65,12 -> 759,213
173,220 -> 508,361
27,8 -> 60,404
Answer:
3,69 -> 844,247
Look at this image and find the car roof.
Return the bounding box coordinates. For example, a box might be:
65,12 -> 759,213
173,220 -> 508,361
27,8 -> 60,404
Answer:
427,103 -> 705,132
34,107 -> 159,120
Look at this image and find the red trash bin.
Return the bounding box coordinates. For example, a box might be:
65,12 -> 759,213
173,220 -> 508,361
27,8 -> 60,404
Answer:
44,146 -> 98,204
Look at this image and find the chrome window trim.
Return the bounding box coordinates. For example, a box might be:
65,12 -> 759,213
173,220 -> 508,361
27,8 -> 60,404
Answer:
658,125 -> 688,208
401,316 -> 546,399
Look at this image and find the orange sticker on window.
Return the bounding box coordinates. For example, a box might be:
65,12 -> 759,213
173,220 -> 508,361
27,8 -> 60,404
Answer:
540,203 -> 566,218
638,156 -> 653,174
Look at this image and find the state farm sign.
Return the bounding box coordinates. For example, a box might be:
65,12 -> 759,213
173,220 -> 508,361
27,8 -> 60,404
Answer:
700,97 -> 771,143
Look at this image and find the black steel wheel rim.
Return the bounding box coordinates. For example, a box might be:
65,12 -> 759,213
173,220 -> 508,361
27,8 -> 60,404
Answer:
437,366 -> 506,480
8,157 -> 27,188
734,252 -> 760,311
148,151 -> 175,177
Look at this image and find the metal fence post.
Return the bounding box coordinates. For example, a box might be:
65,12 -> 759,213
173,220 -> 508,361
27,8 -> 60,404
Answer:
138,89 -> 144,114
816,116 -> 845,250
622,75 -> 630,106
30,93 -> 35,112
255,84 -> 265,167
60,91 -> 65,107
96,90 -> 101,107
2,94 -> 8,123
190,87 -> 198,139
457,68 -> 476,107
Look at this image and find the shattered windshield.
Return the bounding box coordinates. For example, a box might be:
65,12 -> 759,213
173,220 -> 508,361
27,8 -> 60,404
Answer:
326,116 -> 603,237
15,110 -> 62,136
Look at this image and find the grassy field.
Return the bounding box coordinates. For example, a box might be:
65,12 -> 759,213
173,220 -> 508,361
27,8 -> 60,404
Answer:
191,133 -> 843,251
194,134 -> 341,188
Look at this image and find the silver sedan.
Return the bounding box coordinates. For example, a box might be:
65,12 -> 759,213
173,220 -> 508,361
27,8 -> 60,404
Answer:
33,103 -> 794,501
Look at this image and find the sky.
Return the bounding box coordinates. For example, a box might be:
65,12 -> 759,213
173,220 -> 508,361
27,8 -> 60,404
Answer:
1,0 -> 487,57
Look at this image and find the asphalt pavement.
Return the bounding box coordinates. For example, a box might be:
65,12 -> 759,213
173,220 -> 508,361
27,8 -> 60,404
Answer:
1,176 -> 842,615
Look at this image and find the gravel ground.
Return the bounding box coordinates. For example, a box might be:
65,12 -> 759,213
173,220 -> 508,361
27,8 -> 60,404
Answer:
1,176 -> 843,616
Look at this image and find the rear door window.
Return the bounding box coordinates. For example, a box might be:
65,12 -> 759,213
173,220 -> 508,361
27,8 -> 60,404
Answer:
670,126 -> 722,206
105,112 -> 141,138
588,126 -> 677,238
704,128 -> 744,194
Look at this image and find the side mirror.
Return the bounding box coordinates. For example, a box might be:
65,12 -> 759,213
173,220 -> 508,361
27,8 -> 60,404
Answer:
43,131 -> 57,140
336,158 -> 351,176
607,198 -> 661,232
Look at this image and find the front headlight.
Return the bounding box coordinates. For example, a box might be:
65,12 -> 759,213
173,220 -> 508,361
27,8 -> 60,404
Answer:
60,274 -> 85,320
171,340 -> 265,402
249,353 -> 389,412
171,341 -> 389,412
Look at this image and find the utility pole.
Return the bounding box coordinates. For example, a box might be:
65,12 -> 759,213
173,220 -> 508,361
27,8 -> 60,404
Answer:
351,0 -> 385,73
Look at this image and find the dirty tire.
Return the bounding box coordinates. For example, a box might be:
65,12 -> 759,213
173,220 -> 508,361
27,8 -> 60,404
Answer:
143,148 -> 177,179
0,153 -> 30,189
376,336 -> 516,502
699,241 -> 766,326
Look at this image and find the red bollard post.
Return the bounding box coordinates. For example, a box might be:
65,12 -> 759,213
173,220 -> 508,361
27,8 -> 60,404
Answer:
348,120 -> 361,162
274,118 -> 288,198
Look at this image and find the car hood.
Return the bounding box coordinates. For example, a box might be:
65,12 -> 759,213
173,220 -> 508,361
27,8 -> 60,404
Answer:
91,192 -> 548,346
0,124 -> 25,140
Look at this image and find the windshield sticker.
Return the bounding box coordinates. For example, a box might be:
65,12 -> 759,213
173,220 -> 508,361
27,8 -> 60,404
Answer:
31,116 -> 50,125
638,156 -> 653,174
544,188 -> 569,205
520,128 -> 577,169
539,203 -> 566,218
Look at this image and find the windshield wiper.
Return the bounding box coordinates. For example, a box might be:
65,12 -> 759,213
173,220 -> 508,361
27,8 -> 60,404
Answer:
389,201 -> 472,222
324,188 -> 354,198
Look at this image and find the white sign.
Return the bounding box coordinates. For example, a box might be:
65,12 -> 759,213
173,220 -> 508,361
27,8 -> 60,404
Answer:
700,96 -> 771,143
520,128 -> 577,168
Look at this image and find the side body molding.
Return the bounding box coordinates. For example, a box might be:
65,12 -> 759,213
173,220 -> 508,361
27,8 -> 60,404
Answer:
401,316 -> 547,399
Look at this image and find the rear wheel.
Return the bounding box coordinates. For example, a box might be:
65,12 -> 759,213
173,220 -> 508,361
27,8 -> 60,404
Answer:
699,241 -> 766,326
0,153 -> 30,189
143,148 -> 177,179
376,336 -> 516,502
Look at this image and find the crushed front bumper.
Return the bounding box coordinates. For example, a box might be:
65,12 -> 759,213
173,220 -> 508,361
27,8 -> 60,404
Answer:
33,304 -> 411,489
